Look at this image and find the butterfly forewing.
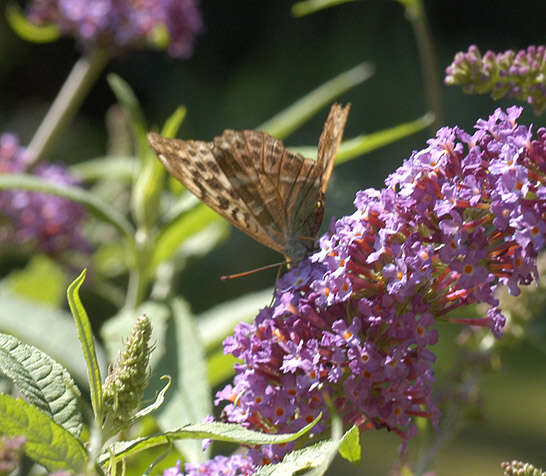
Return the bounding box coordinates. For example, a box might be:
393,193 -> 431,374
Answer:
147,102 -> 350,263
318,103 -> 350,193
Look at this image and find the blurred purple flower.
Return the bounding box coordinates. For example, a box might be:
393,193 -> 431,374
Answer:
445,45 -> 546,114
0,133 -> 90,255
27,0 -> 203,57
0,435 -> 25,474
215,107 -> 546,466
163,455 -> 255,476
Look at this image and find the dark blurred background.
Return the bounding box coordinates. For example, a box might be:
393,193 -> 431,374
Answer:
0,0 -> 545,474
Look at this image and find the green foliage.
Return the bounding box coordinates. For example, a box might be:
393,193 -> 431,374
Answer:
0,333 -> 84,438
0,174 -> 135,243
66,269 -> 103,423
291,0 -> 358,17
291,112 -> 434,164
0,394 -> 87,472
151,203 -> 224,274
99,415 -> 322,466
0,291 -> 106,389
1,255 -> 66,306
253,422 -> 357,476
338,425 -> 361,463
258,62 -> 373,139
5,3 -> 61,43
152,298 -> 211,462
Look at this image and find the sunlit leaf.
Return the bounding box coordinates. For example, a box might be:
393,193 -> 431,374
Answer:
99,416 -> 321,465
160,106 -> 187,138
290,112 -> 434,163
0,333 -> 84,438
197,287 -> 273,351
70,156 -> 136,182
338,425 -> 361,463
0,291 -> 107,390
258,63 -> 374,139
291,0 -> 358,17
66,270 -> 103,422
151,203 -> 223,272
5,3 -> 60,43
0,394 -> 87,472
2,255 -> 66,306
207,349 -> 239,387
152,298 -> 211,462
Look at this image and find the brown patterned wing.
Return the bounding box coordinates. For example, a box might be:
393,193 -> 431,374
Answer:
147,102 -> 350,264
147,132 -> 285,254
212,129 -> 323,262
317,103 -> 351,193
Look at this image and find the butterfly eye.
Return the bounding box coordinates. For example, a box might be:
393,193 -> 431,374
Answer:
316,200 -> 324,209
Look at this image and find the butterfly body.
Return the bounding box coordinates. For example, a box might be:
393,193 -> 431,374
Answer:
148,103 -> 350,264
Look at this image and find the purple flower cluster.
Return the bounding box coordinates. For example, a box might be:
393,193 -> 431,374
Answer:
213,107 -> 545,466
445,45 -> 546,114
0,133 -> 89,255
27,0 -> 203,57
163,455 -> 255,476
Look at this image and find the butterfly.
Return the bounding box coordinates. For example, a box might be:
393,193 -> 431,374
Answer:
147,103 -> 350,265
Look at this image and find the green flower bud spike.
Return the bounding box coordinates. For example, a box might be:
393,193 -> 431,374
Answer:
102,314 -> 152,437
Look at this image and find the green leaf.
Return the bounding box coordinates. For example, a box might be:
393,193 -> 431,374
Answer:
2,255 -> 66,306
66,270 -> 103,423
0,394 -> 87,472
131,151 -> 166,229
337,425 -> 361,463
0,174 -> 135,244
151,203 -> 223,272
0,292 -> 107,390
291,0 -> 358,17
70,156 -> 136,182
5,3 -> 61,43
107,74 -> 148,157
258,63 -> 373,139
207,349 -> 239,387
160,106 -> 187,138
152,298 -> 211,462
255,417 -> 354,476
254,440 -> 339,476
0,333 -> 84,438
290,112 -> 434,163
197,287 -> 273,351
108,74 -> 165,229
99,416 -> 321,465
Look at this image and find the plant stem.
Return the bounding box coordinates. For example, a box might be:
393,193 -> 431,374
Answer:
125,228 -> 151,309
405,0 -> 443,130
27,49 -> 110,166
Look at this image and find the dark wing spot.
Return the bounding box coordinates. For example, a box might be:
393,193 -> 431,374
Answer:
196,182 -> 207,198
217,195 -> 230,209
207,161 -> 220,174
206,177 -> 222,189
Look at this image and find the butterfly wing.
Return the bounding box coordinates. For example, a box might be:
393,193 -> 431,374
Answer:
147,102 -> 350,263
317,103 -> 351,193
147,132 -> 285,254
213,129 -> 324,262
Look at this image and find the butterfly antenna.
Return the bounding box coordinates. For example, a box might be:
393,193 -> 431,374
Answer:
220,261 -> 285,280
